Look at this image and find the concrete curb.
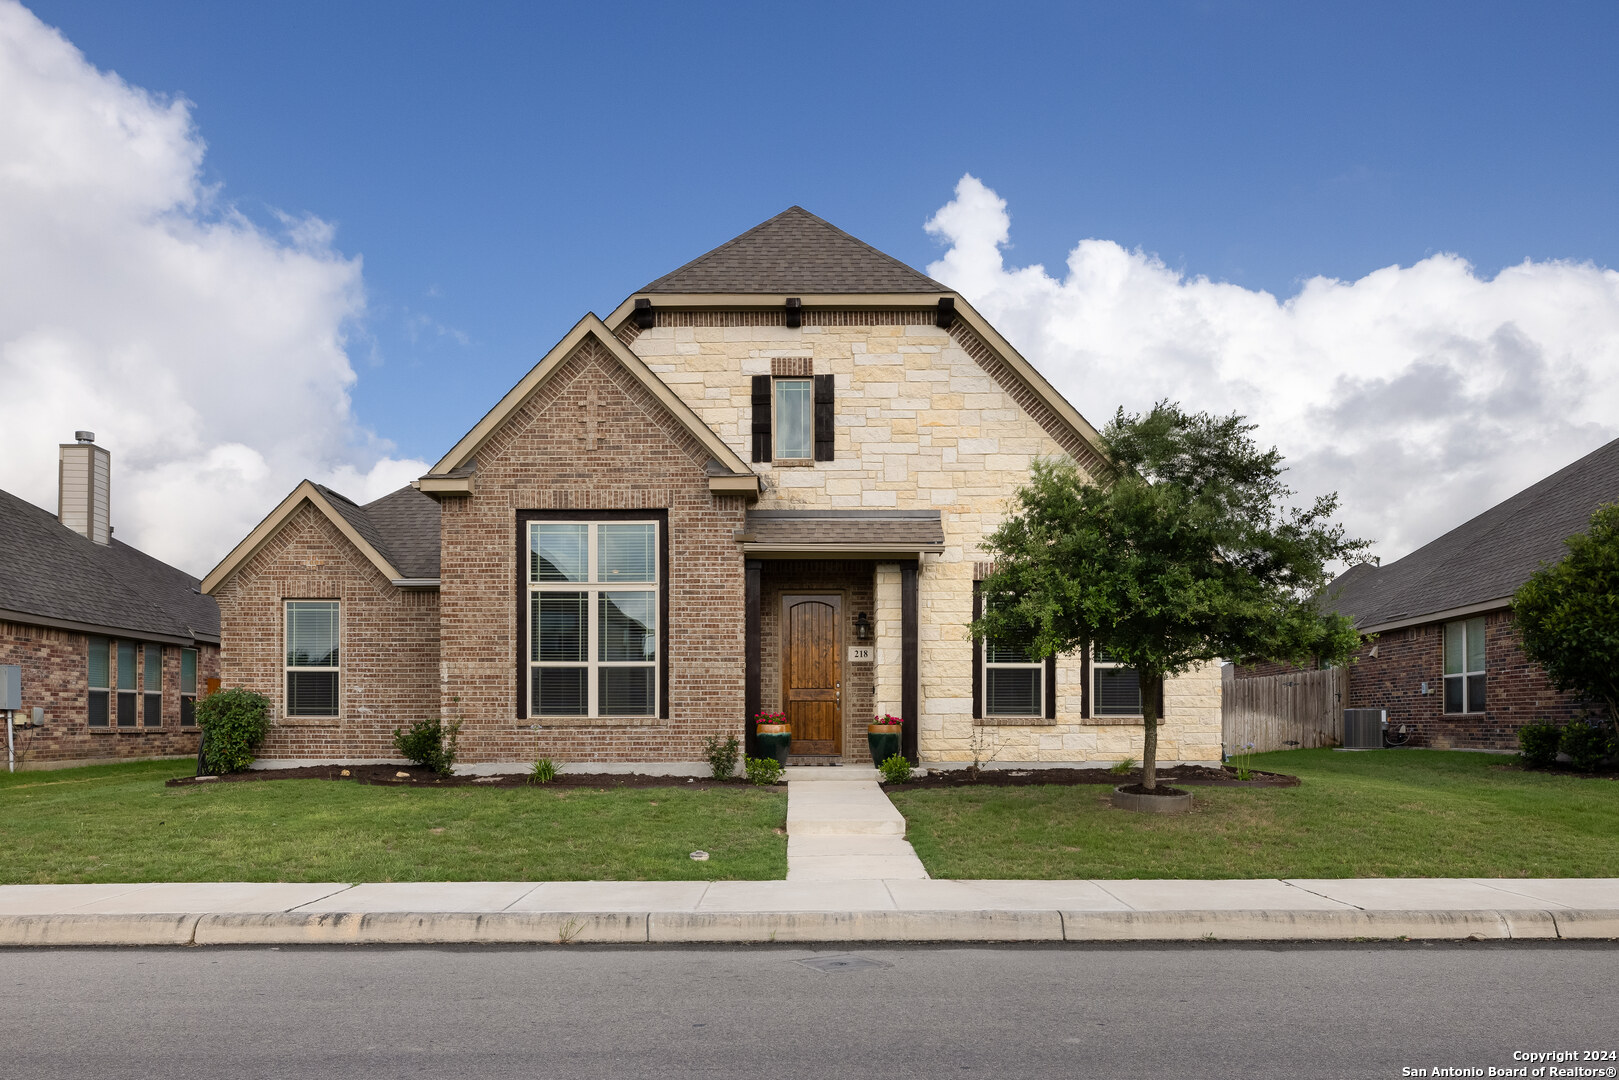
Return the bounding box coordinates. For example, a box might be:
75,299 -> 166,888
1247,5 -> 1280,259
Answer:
1,907 -> 1613,946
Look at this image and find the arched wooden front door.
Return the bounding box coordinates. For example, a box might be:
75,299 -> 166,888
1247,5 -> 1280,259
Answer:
782,594 -> 842,757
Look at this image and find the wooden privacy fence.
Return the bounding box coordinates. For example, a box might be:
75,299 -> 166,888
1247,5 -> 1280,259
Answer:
1221,666 -> 1347,755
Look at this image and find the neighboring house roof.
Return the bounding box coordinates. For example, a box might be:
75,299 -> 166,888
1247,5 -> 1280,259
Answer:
640,206 -> 946,295
202,481 -> 440,594
0,487 -> 218,645
1329,436 -> 1619,632
426,314 -> 757,491
741,510 -> 945,556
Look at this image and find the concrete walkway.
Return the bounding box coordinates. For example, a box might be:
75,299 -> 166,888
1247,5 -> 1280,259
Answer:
1,878 -> 1615,945
783,765 -> 929,882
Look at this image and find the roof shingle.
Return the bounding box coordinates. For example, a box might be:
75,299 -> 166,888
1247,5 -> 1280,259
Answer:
640,207 -> 946,295
1329,436 -> 1619,629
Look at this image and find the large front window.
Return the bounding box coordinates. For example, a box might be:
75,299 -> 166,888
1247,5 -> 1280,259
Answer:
773,378 -> 813,460
285,601 -> 340,717
529,521 -> 659,717
1443,617 -> 1485,714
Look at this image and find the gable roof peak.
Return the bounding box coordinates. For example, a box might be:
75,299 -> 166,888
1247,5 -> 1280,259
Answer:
639,206 -> 947,296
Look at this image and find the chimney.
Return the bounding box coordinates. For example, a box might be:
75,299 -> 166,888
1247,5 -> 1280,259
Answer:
59,431 -> 111,544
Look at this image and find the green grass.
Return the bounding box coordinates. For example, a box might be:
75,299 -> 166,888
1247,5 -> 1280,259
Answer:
0,761 -> 787,883
891,749 -> 1619,879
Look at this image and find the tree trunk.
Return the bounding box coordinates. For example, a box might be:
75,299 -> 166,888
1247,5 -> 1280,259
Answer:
1141,670 -> 1162,791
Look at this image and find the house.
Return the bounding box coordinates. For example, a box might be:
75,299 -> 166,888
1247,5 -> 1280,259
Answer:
201,208 -> 1221,770
0,434 -> 219,769
1240,435 -> 1619,749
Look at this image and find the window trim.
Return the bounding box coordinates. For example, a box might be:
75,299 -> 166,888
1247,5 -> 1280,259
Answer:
284,600 -> 341,718
515,510 -> 669,721
1092,648 -> 1144,718
142,644 -> 163,727
1442,617 -> 1486,715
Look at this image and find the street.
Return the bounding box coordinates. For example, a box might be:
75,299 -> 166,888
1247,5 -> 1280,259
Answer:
2,942 -> 1613,1079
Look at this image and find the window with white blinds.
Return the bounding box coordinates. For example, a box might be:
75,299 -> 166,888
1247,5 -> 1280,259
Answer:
285,601 -> 340,717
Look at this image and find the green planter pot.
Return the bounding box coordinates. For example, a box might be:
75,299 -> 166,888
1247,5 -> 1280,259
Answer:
756,725 -> 791,767
867,725 -> 901,766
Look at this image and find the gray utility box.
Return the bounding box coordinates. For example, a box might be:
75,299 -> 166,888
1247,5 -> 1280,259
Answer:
0,665 -> 20,711
1342,708 -> 1387,750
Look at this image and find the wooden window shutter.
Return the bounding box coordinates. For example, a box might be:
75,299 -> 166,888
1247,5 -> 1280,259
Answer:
813,374 -> 834,461
971,582 -> 982,720
1045,656 -> 1057,720
751,375 -> 772,463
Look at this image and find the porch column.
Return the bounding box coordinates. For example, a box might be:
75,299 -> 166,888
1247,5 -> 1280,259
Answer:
874,562 -> 903,735
744,558 -> 761,759
901,561 -> 919,764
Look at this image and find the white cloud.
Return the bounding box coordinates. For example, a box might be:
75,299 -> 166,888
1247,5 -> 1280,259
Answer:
0,1 -> 427,575
926,175 -> 1619,562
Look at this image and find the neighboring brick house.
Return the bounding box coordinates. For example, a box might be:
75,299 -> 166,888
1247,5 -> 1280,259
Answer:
0,434 -> 219,769
1238,436 -> 1619,750
203,208 -> 1221,770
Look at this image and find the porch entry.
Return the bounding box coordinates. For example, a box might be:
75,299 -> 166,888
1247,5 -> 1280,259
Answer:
781,593 -> 842,757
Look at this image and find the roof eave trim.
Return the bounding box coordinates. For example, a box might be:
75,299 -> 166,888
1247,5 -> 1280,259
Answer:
0,608 -> 215,648
740,543 -> 944,557
1357,597 -> 1514,635
414,475 -> 475,498
708,475 -> 761,496
429,313 -> 754,479
201,481 -> 405,594
390,578 -> 442,589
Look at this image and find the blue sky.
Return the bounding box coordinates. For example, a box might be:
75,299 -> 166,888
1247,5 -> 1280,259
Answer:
4,1 -> 1617,572
27,0 -> 1619,465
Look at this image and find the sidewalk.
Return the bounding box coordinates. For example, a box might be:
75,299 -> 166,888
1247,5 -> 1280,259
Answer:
2,877 -> 1615,945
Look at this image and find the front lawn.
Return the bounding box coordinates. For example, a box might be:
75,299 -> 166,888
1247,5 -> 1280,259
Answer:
0,761 -> 787,883
890,749 -> 1619,879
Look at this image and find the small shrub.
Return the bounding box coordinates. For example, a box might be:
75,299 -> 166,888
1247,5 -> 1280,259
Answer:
529,757 -> 557,784
744,756 -> 783,786
393,718 -> 461,775
878,753 -> 912,784
1517,722 -> 1563,769
1109,758 -> 1136,776
1560,719 -> 1615,772
703,734 -> 740,780
195,687 -> 271,774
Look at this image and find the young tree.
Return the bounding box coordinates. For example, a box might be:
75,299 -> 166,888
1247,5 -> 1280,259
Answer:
973,403 -> 1367,792
1512,502 -> 1619,742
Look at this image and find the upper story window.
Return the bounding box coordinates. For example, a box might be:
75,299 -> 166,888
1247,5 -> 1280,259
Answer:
285,601 -> 340,717
1093,649 -> 1142,716
1443,617 -> 1485,714
529,521 -> 660,718
774,378 -> 813,460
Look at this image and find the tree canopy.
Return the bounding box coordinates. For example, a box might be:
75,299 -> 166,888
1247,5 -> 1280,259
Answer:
1513,502 -> 1619,739
973,402 -> 1367,789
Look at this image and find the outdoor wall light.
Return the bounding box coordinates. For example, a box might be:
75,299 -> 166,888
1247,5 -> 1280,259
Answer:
854,612 -> 872,641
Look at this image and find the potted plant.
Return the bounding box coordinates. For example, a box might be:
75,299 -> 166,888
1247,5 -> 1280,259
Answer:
868,713 -> 903,765
754,710 -> 790,767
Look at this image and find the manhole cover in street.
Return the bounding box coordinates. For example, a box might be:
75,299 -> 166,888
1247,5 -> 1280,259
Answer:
795,954 -> 891,973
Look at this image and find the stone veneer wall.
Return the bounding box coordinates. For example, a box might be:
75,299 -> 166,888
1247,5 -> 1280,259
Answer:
0,619 -> 217,768
628,311 -> 1220,765
435,338 -> 750,763
213,503 -> 440,760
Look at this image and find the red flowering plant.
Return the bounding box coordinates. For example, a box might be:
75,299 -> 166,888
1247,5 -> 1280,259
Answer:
871,713 -> 904,726
753,711 -> 788,727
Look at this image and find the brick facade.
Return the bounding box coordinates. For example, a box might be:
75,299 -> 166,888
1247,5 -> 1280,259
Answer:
0,618 -> 218,769
1235,608 -> 1601,750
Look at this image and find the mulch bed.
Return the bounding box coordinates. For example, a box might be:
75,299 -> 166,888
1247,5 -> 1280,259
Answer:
884,764 -> 1298,790
165,764 -> 750,790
